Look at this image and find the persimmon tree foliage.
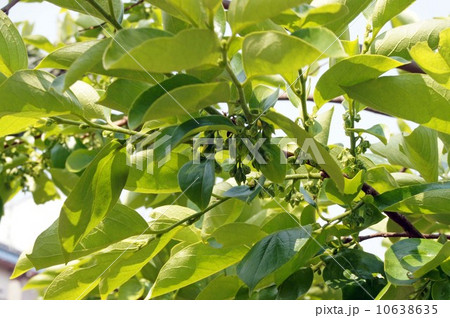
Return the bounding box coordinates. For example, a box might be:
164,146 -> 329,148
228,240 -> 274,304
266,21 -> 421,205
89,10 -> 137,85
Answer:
1,0 -> 449,300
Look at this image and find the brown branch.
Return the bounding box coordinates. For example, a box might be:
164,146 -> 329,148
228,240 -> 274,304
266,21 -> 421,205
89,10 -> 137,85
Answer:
342,232 -> 449,243
360,183 -> 424,238
1,0 -> 20,14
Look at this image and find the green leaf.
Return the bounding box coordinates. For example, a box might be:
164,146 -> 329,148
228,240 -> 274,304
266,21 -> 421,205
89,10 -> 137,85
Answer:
10,252 -> 34,279
26,204 -> 148,270
104,28 -> 221,73
237,226 -> 313,290
149,242 -> 249,298
58,141 -> 129,255
153,116 -> 238,163
222,177 -> 266,203
370,19 -> 450,60
314,55 -> 405,107
44,233 -> 172,300
128,74 -> 201,128
277,267 -> 313,300
178,159 -> 215,210
292,27 -> 347,58
37,39 -> 164,84
413,242 -> 450,278
98,231 -> 178,299
310,107 -> 334,145
65,149 -> 98,173
349,124 -> 389,145
138,81 -> 230,124
342,74 -> 450,135
45,0 -> 123,22
432,279 -> 450,300
196,275 -> 242,300
146,0 -> 208,27
0,70 -> 80,118
98,79 -> 151,113
0,10 -> 28,76
402,126 -> 439,182
212,223 -> 266,248
264,111 -> 344,190
117,277 -> 144,300
294,3 -> 349,29
371,0 -> 416,38
23,34 -> 58,53
228,0 -> 309,34
385,239 -> 444,285
31,173 -> 60,205
0,115 -> 38,138
410,41 -> 450,89
323,249 -> 386,299
243,31 -> 323,83
259,143 -> 287,183
310,0 -> 373,33
374,181 -> 450,214
126,152 -> 188,194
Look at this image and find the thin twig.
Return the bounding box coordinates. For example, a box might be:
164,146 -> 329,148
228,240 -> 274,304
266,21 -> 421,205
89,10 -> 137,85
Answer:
342,232 -> 449,243
1,0 -> 20,14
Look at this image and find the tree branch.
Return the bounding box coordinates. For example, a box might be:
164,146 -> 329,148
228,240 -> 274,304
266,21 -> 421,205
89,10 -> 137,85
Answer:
1,0 -> 20,14
342,232 -> 449,243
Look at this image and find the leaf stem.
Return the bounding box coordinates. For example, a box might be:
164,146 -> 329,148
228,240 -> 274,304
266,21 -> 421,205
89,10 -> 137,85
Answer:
145,197 -> 231,235
86,0 -> 122,30
348,100 -> 357,156
285,173 -> 323,180
342,232 -> 449,244
222,47 -> 252,122
295,70 -> 309,131
52,116 -> 138,136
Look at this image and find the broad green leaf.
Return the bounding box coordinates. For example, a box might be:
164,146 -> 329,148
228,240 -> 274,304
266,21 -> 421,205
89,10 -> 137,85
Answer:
196,275 -> 242,300
385,239 -> 444,285
413,242 -> 450,278
23,34 -> 58,53
264,111 -> 344,190
0,70 -> 80,118
202,183 -> 244,236
212,223 -> 266,248
237,226 -> 313,290
138,81 -> 230,123
44,234 -> 165,300
65,149 -> 98,173
371,0 -> 416,38
375,282 -> 415,300
259,143 -> 287,183
323,249 -> 386,299
310,0 -> 373,33
153,116 -> 238,163
26,204 -> 148,270
50,168 -> 80,196
116,277 -> 144,300
371,134 -> 413,168
261,213 -> 300,233
45,0 -> 123,22
325,170 -> 364,205
99,79 -> 151,113
370,19 -> 450,60
104,29 -> 221,73
128,74 -> 202,128
294,3 -> 349,29
310,107 -> 334,145
37,39 -> 164,84
98,230 -> 178,299
402,126 -> 438,182
23,271 -> 60,291
149,242 -> 249,298
0,115 -> 38,137
31,173 -> 60,205
222,176 -> 266,203
374,181 -> 450,214
146,0 -> 207,27
64,80 -> 108,120
277,267 -> 313,300
59,141 -> 129,255
10,252 -> 34,279
292,27 -> 347,58
243,31 -> 322,83
126,152 -> 189,194
314,55 -> 405,107
432,279 -> 450,300
364,166 -> 398,194
343,74 -> 450,135
349,124 -> 389,145
178,160 -> 215,210
228,0 -> 309,34
0,10 -> 28,75
439,28 -> 450,64
410,41 -> 450,89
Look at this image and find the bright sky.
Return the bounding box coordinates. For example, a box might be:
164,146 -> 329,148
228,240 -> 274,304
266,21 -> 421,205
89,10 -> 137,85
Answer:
0,0 -> 449,259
